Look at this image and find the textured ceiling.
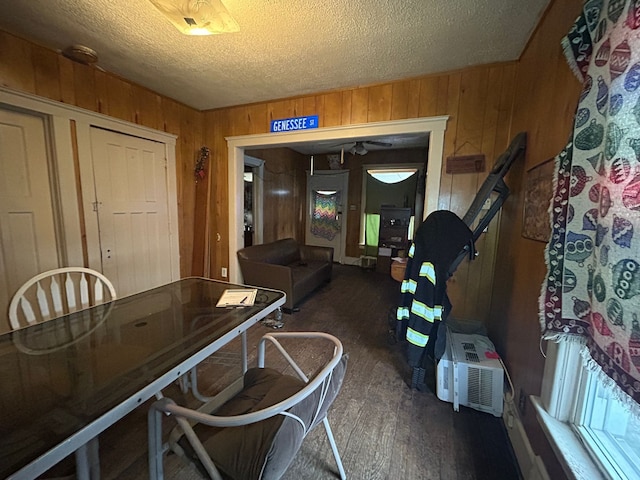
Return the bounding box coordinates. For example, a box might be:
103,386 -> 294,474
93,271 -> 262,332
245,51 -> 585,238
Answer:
0,0 -> 550,111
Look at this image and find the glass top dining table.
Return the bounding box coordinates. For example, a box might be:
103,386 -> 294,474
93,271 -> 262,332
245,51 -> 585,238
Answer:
0,277 -> 285,479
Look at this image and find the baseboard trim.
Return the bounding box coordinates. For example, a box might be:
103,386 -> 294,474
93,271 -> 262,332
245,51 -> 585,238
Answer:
342,255 -> 363,267
503,398 -> 550,480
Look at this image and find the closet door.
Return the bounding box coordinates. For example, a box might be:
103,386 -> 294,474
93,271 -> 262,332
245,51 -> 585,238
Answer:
0,108 -> 60,324
90,127 -> 172,297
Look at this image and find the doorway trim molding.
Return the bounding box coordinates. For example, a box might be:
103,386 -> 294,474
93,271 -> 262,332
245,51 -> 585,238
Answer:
226,116 -> 449,283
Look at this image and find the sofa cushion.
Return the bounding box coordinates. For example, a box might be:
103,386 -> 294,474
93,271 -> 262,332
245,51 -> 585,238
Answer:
237,238 -> 300,266
291,261 -> 332,303
237,238 -> 333,310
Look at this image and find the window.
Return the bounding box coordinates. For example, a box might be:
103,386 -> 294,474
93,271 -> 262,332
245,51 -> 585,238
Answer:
573,369 -> 640,480
536,341 -> 640,480
367,168 -> 417,184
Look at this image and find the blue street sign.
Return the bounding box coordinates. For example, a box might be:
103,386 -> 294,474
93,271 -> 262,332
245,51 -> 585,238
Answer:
270,115 -> 319,133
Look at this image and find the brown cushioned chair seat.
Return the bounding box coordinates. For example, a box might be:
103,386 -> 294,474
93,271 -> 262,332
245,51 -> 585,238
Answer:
178,356 -> 347,480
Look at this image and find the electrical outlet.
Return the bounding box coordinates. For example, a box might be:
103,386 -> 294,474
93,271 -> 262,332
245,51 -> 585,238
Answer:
221,267 -> 228,278
518,389 -> 527,416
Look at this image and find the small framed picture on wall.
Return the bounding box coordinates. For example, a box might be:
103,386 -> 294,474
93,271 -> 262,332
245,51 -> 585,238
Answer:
522,158 -> 554,242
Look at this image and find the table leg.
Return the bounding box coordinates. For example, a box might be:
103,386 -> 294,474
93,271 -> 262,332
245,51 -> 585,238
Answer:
74,437 -> 100,480
241,331 -> 248,373
89,438 -> 100,480
75,444 -> 90,480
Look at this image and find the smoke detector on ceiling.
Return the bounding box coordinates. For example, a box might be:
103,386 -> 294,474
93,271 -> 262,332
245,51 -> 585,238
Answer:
62,45 -> 98,65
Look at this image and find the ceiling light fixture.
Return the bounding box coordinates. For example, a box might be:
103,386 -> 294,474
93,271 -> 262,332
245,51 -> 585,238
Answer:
148,0 -> 239,36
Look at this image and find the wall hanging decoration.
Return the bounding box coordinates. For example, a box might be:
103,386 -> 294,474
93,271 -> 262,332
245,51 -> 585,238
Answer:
195,146 -> 209,183
310,191 -> 340,241
522,158 -> 554,242
446,140 -> 485,174
445,154 -> 485,174
541,0 -> 640,413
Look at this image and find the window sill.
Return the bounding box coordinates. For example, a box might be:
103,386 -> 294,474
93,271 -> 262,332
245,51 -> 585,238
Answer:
531,396 -> 604,480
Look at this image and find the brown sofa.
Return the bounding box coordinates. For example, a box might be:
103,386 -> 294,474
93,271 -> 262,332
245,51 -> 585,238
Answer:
237,238 -> 333,311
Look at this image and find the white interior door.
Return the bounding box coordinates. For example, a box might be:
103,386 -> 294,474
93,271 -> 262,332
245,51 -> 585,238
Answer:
90,127 -> 172,297
0,108 -> 60,322
306,170 -> 348,263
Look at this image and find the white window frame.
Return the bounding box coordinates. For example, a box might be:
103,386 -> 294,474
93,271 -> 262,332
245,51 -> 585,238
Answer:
572,367 -> 640,480
533,340 -> 638,480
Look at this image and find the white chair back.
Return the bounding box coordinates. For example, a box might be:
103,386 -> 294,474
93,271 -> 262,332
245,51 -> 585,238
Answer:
8,267 -> 116,330
149,332 -> 347,480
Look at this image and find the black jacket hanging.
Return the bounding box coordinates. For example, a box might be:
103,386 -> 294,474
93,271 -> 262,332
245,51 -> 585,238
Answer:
396,210 -> 475,367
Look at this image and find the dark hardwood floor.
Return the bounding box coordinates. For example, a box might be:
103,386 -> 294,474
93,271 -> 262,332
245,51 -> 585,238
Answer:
49,265 -> 521,480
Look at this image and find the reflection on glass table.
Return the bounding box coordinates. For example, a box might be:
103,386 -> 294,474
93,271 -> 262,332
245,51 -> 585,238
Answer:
0,277 -> 284,480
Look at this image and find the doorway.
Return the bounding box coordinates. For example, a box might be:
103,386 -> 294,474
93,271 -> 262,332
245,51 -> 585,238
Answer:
243,155 -> 264,247
360,164 -> 424,255
226,117 -> 449,283
306,170 -> 349,263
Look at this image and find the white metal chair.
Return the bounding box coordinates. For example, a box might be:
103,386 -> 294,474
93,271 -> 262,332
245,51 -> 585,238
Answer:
149,331 -> 348,480
8,267 -> 116,330
7,267 -> 116,480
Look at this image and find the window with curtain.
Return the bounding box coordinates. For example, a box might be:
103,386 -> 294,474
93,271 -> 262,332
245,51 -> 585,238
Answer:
539,2 -> 640,477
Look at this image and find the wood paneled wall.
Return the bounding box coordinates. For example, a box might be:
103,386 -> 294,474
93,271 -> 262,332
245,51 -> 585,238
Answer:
0,28 -> 519,324
0,31 -> 204,278
489,1 -> 583,478
244,147 -> 307,244
203,62 -> 518,322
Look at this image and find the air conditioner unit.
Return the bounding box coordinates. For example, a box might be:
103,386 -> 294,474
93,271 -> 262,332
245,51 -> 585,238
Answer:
436,327 -> 504,417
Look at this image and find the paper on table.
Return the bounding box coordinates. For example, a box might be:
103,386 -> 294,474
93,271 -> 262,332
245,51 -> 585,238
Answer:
216,288 -> 258,307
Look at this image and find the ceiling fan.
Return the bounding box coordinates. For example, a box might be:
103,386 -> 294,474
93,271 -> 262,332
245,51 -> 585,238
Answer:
335,140 -> 393,155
